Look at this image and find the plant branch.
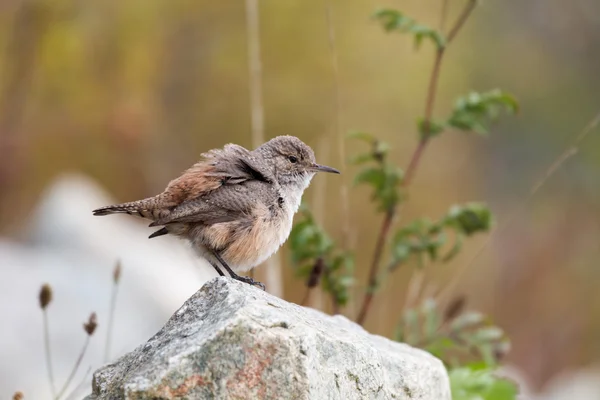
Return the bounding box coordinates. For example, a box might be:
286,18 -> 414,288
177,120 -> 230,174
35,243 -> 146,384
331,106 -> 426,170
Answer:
446,0 -> 478,44
356,207 -> 394,324
356,0 -> 477,326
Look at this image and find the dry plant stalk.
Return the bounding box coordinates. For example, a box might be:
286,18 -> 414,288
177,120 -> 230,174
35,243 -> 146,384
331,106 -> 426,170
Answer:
244,0 -> 284,296
55,313 -> 97,400
105,260 -> 122,362
39,283 -> 57,397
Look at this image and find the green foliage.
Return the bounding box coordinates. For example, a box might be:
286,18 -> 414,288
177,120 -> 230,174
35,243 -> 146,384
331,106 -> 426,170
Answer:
349,132 -> 404,212
289,204 -> 354,306
292,4 -> 520,398
395,296 -> 517,399
389,203 -> 492,270
373,9 -> 445,50
450,366 -> 518,400
448,90 -> 519,135
418,90 -> 519,139
394,297 -> 510,368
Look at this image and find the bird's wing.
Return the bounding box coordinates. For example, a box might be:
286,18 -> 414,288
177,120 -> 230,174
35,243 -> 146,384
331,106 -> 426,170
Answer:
151,180 -> 275,227
161,144 -> 270,206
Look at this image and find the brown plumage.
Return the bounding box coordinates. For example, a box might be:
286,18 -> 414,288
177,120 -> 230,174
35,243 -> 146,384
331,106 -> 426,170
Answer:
93,136 -> 340,289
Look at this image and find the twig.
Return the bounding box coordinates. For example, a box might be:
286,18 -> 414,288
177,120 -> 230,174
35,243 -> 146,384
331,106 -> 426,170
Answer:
439,110 -> 600,302
356,0 -> 477,326
42,310 -> 57,398
55,336 -> 90,400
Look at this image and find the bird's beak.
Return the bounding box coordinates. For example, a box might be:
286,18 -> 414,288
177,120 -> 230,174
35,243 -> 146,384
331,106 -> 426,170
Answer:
312,163 -> 341,174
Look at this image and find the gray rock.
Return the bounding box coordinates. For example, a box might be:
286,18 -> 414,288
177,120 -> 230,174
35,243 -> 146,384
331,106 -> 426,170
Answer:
87,277 -> 451,400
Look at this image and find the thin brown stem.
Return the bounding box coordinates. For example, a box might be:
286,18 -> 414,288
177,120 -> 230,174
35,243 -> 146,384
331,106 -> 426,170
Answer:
439,0 -> 450,32
325,0 -> 351,251
300,287 -> 311,306
244,0 -> 283,294
356,207 -> 394,324
43,310 -> 57,398
356,0 -> 477,326
104,282 -> 119,362
55,336 -> 90,400
446,0 -> 478,44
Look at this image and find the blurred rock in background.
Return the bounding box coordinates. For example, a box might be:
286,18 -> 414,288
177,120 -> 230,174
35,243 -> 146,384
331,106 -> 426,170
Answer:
0,174 -> 214,399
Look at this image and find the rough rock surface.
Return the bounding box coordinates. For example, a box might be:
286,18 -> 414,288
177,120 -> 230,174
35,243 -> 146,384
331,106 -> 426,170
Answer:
86,277 -> 451,400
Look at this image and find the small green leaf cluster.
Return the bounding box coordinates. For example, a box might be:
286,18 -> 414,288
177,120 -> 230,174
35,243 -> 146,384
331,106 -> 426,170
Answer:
390,203 -> 493,269
349,132 -> 404,212
448,90 -> 519,135
450,366 -> 518,400
395,298 -> 510,367
395,297 -> 516,400
289,205 -> 354,306
419,89 -> 518,139
373,8 -> 445,50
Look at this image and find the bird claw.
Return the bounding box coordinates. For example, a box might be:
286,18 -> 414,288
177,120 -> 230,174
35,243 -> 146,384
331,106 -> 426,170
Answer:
233,275 -> 266,291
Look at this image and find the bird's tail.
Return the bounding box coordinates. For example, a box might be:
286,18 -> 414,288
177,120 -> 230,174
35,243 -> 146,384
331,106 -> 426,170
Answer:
92,197 -> 158,219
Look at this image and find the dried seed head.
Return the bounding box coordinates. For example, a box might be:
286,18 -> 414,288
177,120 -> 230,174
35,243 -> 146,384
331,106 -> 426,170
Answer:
306,257 -> 324,288
83,312 -> 98,336
13,392 -> 24,400
39,284 -> 53,310
443,295 -> 466,322
113,260 -> 122,284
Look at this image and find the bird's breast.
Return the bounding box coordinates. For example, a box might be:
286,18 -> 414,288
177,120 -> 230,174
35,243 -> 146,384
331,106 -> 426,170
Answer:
216,200 -> 295,272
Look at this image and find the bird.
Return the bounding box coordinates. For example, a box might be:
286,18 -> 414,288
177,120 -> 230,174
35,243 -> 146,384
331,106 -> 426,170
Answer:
92,135 -> 340,290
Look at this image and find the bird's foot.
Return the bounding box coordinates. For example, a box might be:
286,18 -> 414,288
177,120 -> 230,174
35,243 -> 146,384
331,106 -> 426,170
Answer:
232,275 -> 266,291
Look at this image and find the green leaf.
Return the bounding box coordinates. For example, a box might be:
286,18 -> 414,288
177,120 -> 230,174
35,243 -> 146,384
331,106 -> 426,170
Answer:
372,8 -> 446,50
446,203 -> 493,235
450,366 -> 518,400
447,89 -> 518,135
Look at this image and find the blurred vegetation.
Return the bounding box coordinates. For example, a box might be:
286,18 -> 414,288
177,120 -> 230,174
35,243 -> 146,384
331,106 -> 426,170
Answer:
290,1 -> 519,397
1,0 -> 600,394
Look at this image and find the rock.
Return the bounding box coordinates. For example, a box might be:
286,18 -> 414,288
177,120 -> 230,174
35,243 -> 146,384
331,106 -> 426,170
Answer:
87,277 -> 451,400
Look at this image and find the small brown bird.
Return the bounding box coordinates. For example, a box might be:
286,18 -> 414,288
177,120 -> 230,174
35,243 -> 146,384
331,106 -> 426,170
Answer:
93,135 -> 340,290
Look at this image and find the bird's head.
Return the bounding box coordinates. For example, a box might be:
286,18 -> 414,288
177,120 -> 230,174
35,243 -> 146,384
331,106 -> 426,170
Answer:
254,135 -> 340,190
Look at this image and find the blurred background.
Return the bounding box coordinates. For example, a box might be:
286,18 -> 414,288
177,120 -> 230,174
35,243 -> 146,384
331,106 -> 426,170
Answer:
1,0 -> 600,398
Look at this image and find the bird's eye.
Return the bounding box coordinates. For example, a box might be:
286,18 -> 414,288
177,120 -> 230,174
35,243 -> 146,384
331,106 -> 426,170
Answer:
288,155 -> 298,163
